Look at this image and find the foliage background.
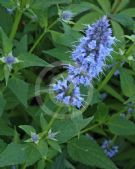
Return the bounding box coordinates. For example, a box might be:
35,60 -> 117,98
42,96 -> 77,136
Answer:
0,0 -> 135,169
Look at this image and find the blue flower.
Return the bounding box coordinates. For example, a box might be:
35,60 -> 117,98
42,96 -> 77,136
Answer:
31,132 -> 39,144
53,79 -> 84,108
0,53 -> 19,70
60,11 -> 73,21
101,140 -> 119,158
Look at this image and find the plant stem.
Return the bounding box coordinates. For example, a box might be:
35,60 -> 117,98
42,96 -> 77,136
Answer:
21,163 -> 26,169
29,29 -> 46,53
9,9 -> 22,41
41,106 -> 62,138
29,19 -> 59,53
98,62 -> 120,91
80,123 -> 101,134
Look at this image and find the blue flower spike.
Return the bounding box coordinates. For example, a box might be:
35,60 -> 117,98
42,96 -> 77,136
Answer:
101,140 -> 119,158
52,16 -> 115,108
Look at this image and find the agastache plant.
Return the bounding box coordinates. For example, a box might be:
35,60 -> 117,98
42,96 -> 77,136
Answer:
52,16 -> 115,108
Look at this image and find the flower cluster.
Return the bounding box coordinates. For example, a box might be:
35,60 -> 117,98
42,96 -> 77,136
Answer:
52,16 -> 115,108
101,140 -> 119,158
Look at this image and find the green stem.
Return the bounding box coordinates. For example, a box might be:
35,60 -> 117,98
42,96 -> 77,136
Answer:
21,163 -> 26,169
9,9 -> 22,41
80,123 -> 101,134
41,106 -> 61,138
98,62 -> 120,91
29,29 -> 46,53
29,19 -> 59,53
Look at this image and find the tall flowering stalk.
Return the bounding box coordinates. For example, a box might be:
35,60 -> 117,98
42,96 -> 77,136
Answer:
52,16 -> 115,108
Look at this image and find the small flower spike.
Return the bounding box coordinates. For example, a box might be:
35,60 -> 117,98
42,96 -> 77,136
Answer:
52,16 -> 115,108
101,140 -> 119,158
53,79 -> 84,108
70,16 -> 115,86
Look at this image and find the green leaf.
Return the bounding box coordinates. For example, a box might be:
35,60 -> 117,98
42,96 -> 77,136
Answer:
8,77 -> 29,107
0,27 -> 12,55
0,6 -> 13,34
48,140 -> 61,153
15,35 -> 28,55
18,53 -> 51,69
0,118 -> 14,136
103,84 -> 125,103
40,113 -> 48,131
68,136 -> 118,169
64,2 -> 91,16
43,47 -> 71,62
0,143 -> 25,167
50,30 -> 81,48
73,12 -> 101,31
97,0 -> 111,13
120,68 -> 135,97
119,8 -> 135,17
31,0 -> 71,11
0,95 -> 6,117
36,140 -> 48,157
23,144 -> 41,166
113,14 -> 134,30
111,20 -> 125,44
108,115 -> 135,135
95,103 -> 109,123
19,125 -> 36,136
112,0 -> 129,13
53,115 -> 93,143
52,155 -> 65,169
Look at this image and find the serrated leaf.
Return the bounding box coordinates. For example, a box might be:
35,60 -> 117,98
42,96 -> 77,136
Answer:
68,136 -> 118,169
108,115 -> 135,135
8,77 -> 29,107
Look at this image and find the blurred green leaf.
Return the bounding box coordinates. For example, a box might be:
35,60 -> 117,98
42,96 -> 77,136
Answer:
0,143 -> 25,167
19,125 -> 36,136
0,27 -> 12,55
18,53 -> 51,68
108,115 -> 135,135
73,12 -> 101,31
0,118 -> 13,136
120,68 -> 135,97
8,77 -> 29,107
119,8 -> 135,17
68,136 -> 118,169
0,95 -> 6,117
